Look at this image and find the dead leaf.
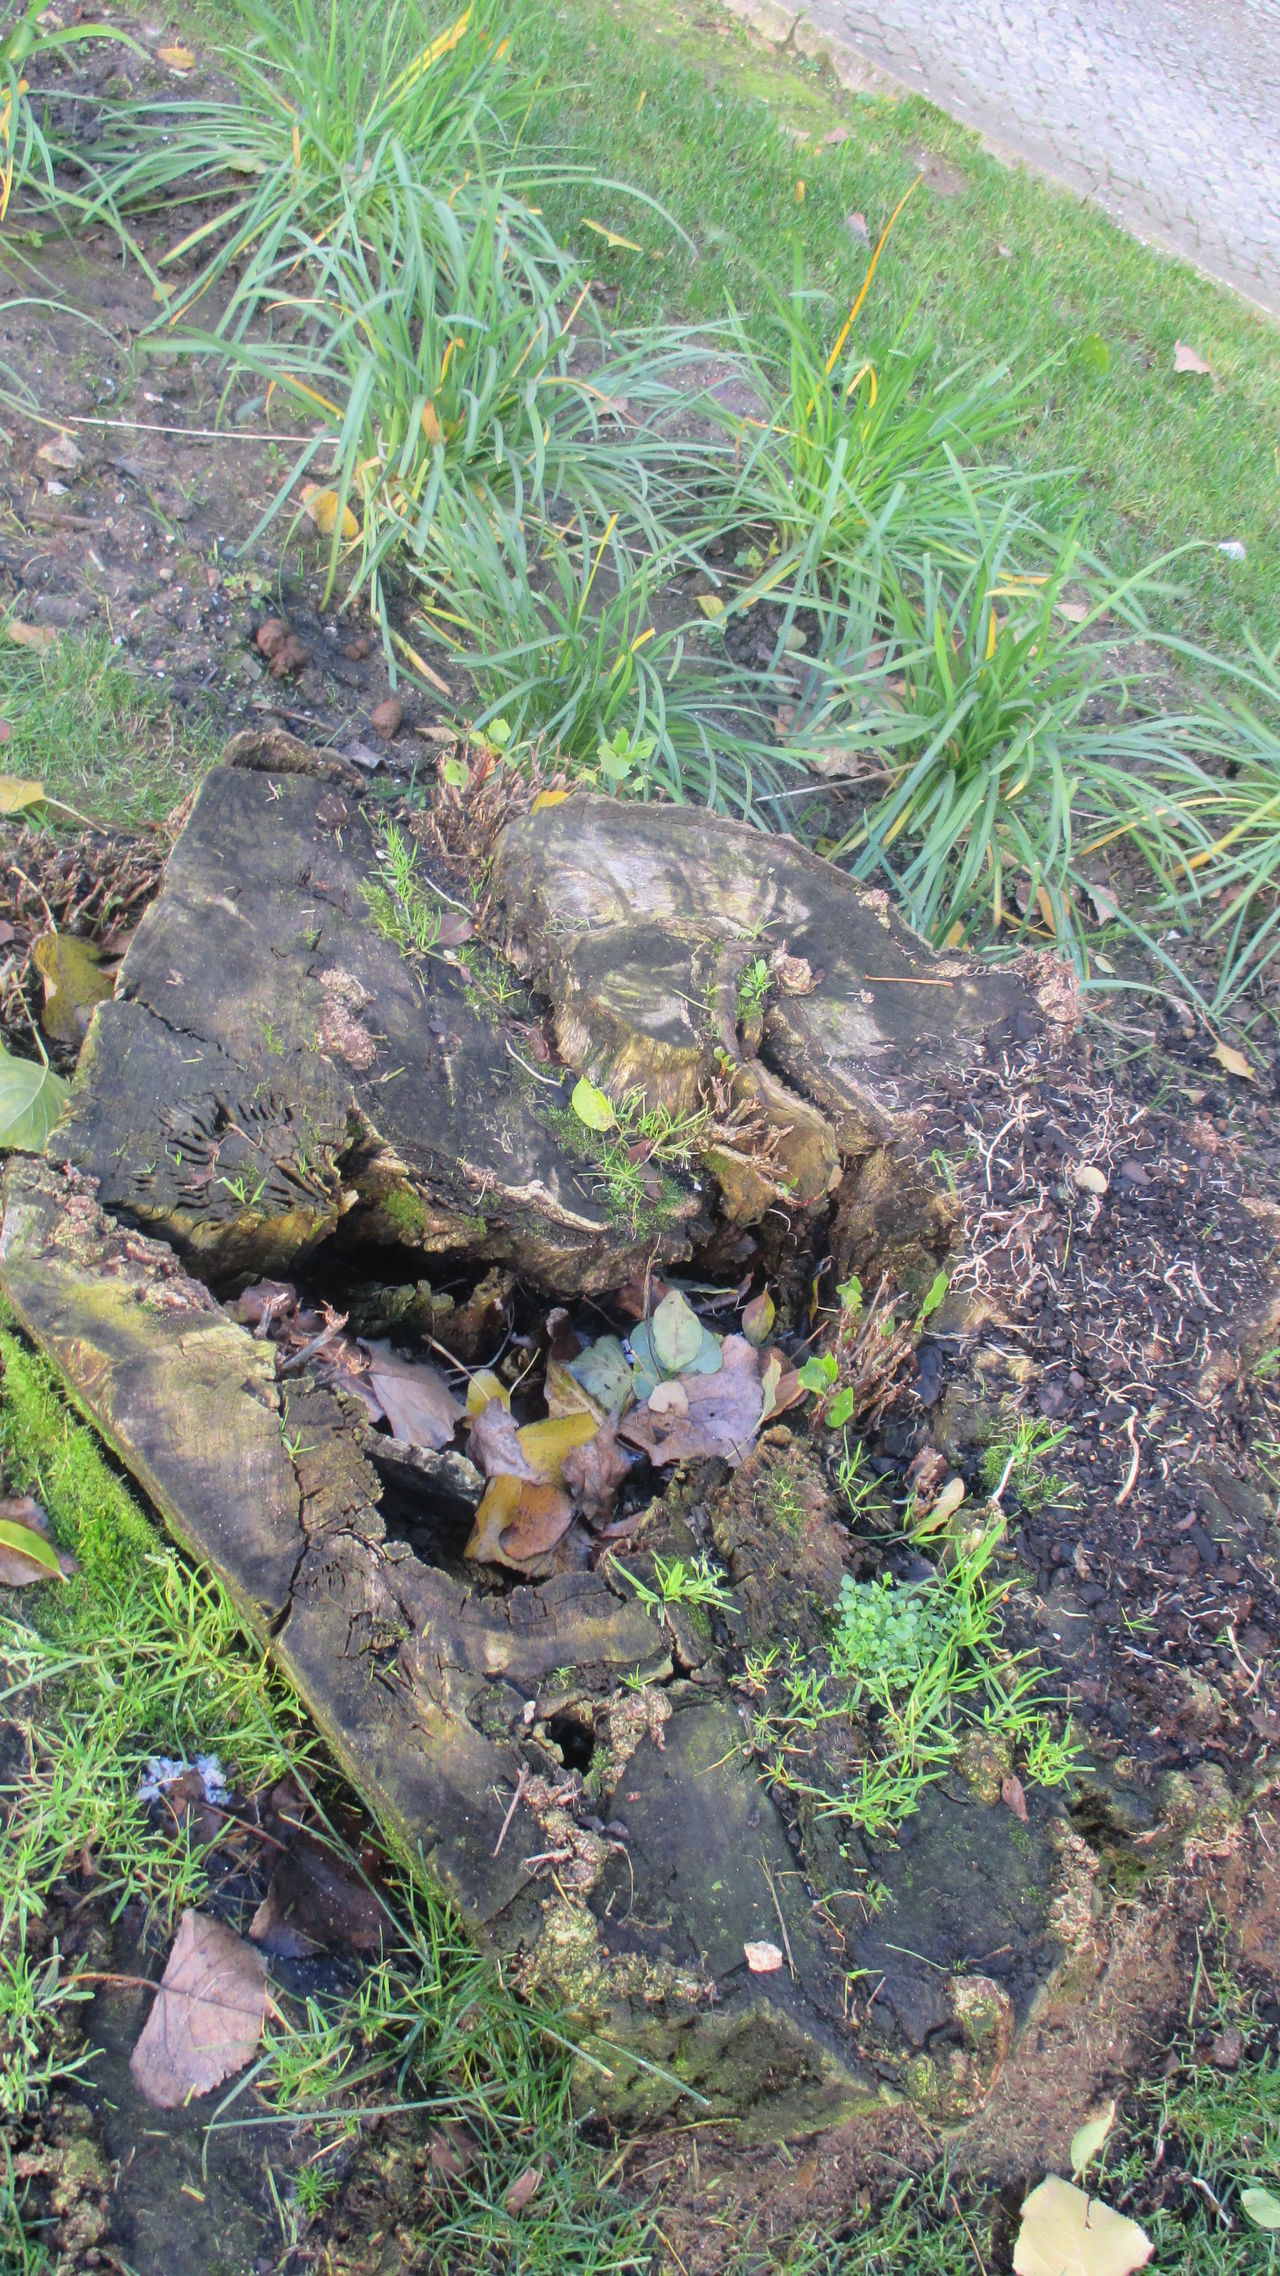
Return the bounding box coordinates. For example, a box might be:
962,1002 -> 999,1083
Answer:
696,593 -> 725,620
249,1831 -> 385,1958
1213,1039 -> 1254,1081
581,218 -> 643,253
301,485 -> 359,541
1173,341 -> 1211,376
742,1289 -> 775,1347
467,1397 -> 534,1479
744,1940 -> 784,1973
6,622 -> 57,654
912,1473 -> 966,1535
562,1423 -> 631,1523
517,1410 -> 599,1484
648,1378 -> 689,1416
500,1480 -> 574,1563
0,777 -> 48,817
371,697 -> 403,739
1055,600 -> 1092,625
158,43 -> 197,70
759,1352 -> 804,1422
1080,877 -> 1122,924
129,1910 -> 267,2108
1012,2176 -> 1152,2276
620,1335 -> 763,1468
465,1473 -> 522,1563
1001,1773 -> 1028,1823
235,1279 -> 298,1335
362,1341 -> 463,1450
503,2166 -> 542,2215
545,1355 -> 604,1423
464,1367 -> 509,1418
0,1495 -> 76,1587
1070,2101 -> 1117,2180
845,210 -> 870,241
32,931 -> 114,1046
36,433 -> 82,474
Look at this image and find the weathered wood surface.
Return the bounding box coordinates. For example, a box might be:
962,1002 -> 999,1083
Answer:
55,764 -> 700,1291
493,796 -> 1048,1282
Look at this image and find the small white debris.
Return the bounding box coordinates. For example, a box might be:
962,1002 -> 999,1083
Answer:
138,1753 -> 229,1804
1217,539 -> 1247,561
1071,1164 -> 1109,1196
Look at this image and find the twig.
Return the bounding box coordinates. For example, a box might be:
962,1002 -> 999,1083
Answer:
493,1766 -> 528,1857
761,1855 -> 796,1980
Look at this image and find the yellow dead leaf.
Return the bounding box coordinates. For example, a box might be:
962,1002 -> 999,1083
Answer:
1035,885 -> 1057,934
465,1368 -> 510,1418
301,485 -> 359,542
158,44 -> 196,70
6,622 -> 56,654
531,790 -> 568,812
1213,1039 -> 1255,1081
581,219 -> 642,254
516,1410 -> 599,1484
696,594 -> 725,620
1013,2177 -> 1151,2276
0,777 -> 47,816
420,401 -> 443,446
544,1357 -> 604,1424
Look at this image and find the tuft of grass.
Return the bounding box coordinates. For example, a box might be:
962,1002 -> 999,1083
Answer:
0,627 -> 216,824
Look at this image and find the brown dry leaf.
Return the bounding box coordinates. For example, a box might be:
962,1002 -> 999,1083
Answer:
7,622 -> 57,654
301,485 -> 359,541
1080,877 -> 1122,924
648,1378 -> 689,1416
503,2167 -> 542,2215
235,1278 -> 297,1335
562,1424 -> 630,1524
758,1351 -> 804,1422
362,1341 -> 463,1450
620,1335 -> 763,1468
249,1831 -> 385,1958
129,1910 -> 267,2108
468,1399 -> 535,1479
0,1495 -> 75,1587
1173,341 -> 1211,376
1012,2176 -> 1152,2276
1213,1039 -> 1255,1081
912,1473 -> 966,1536
1002,1773 -> 1028,1823
742,1289 -> 775,1347
371,697 -> 403,739
743,1940 -> 784,1973
500,1480 -> 575,1563
1055,600 -> 1092,625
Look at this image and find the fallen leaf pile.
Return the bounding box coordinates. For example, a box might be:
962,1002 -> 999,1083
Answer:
235,1275 -> 802,1578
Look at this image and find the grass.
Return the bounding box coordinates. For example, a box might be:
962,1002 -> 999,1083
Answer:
517,0 -> 1280,658
0,1324 -> 653,2272
0,627 -> 215,824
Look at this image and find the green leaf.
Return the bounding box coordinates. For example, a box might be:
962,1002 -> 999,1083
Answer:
917,1267 -> 949,1324
1243,2187 -> 1280,2233
827,1385 -> 857,1429
1070,2100 -> 1116,2181
650,1288 -> 704,1375
798,1353 -> 837,1393
570,1076 -> 615,1132
567,1334 -> 633,1415
1075,332 -> 1111,376
441,755 -> 470,791
835,1274 -> 863,1315
0,1515 -> 66,1581
488,718 -> 512,750
0,1044 -> 70,1153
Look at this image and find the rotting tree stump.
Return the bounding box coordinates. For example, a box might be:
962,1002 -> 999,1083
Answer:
0,758 -> 1101,2136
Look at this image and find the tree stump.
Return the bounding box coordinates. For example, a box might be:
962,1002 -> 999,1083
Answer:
1,761 -> 1096,2137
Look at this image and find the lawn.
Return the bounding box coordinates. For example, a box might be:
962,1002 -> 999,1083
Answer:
522,0 -> 1280,657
